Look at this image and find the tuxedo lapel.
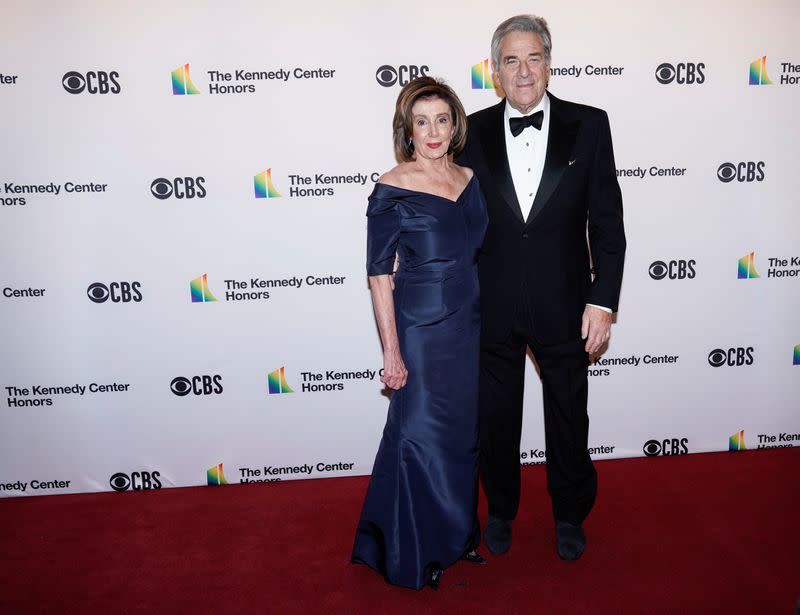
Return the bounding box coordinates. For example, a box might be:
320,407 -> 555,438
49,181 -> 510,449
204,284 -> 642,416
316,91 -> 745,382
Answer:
526,94 -> 579,226
480,100 -> 524,224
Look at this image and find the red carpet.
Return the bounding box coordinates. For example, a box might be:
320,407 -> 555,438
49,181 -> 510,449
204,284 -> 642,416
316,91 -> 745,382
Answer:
1,449 -> 798,614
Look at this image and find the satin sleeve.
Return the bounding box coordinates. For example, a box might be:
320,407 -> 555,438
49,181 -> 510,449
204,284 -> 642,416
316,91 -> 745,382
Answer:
366,194 -> 400,276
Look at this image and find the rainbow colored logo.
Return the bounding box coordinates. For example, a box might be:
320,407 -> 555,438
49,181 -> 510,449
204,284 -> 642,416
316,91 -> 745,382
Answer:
737,252 -> 759,279
190,273 -> 217,302
728,430 -> 747,451
749,56 -> 772,86
267,367 -> 294,394
254,168 -> 282,199
207,463 -> 228,485
172,63 -> 200,95
793,344 -> 800,365
471,59 -> 495,89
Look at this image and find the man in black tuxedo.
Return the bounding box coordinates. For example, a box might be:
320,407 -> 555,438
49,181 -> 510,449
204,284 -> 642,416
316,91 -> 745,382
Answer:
456,14 -> 626,560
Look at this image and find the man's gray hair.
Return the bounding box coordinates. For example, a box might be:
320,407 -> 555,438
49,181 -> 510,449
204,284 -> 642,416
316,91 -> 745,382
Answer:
490,14 -> 552,67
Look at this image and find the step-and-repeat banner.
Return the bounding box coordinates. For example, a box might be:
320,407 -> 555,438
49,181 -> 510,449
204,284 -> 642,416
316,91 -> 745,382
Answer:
1,1 -> 798,498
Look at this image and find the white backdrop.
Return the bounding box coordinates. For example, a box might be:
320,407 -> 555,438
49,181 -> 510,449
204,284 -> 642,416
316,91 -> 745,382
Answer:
1,0 -> 798,497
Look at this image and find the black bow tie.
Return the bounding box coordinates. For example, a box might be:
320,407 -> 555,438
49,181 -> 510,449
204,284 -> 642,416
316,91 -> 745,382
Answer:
509,111 -> 544,137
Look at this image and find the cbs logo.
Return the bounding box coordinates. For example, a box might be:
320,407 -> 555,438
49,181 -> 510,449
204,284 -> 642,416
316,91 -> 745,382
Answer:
170,375 -> 223,397
649,260 -> 696,280
87,282 -> 142,303
708,347 -> 754,367
150,177 -> 207,200
109,471 -> 162,492
62,71 -> 121,94
375,64 -> 429,87
717,162 -> 765,183
643,438 -> 689,456
654,62 -> 705,84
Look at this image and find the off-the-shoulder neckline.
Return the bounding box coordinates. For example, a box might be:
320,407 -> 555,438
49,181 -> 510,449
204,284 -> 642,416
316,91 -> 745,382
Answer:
373,174 -> 475,205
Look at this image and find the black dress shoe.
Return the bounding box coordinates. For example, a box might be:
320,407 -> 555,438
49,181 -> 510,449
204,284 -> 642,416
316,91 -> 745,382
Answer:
428,568 -> 443,590
484,516 -> 512,555
460,549 -> 487,564
556,521 -> 586,561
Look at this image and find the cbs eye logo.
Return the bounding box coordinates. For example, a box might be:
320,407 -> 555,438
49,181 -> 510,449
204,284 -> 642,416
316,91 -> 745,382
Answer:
708,347 -> 754,367
62,70 -> 121,94
109,471 -> 162,492
654,62 -> 705,85
648,260 -> 696,280
375,64 -> 429,87
648,261 -> 668,279
716,163 -> 735,183
716,162 -> 765,183
109,472 -> 131,491
150,177 -> 206,200
86,282 -> 142,303
642,439 -> 662,456
170,375 -> 223,396
643,438 -> 688,456
375,65 -> 397,86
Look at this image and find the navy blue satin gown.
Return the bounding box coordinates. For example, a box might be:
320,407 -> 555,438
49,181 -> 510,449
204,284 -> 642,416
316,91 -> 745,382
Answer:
352,174 -> 488,590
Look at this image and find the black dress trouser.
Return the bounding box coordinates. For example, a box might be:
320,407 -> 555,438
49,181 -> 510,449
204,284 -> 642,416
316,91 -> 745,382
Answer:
479,288 -> 597,526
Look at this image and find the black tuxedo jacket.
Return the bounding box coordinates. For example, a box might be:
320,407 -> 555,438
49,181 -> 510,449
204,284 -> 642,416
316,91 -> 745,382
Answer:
456,93 -> 626,345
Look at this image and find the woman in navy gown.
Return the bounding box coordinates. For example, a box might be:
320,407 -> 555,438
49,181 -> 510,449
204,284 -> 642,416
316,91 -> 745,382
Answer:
351,77 -> 488,590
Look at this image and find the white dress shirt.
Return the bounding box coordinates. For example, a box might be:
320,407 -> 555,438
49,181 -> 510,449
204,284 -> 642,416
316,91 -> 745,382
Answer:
504,94 -> 612,314
503,95 -> 549,221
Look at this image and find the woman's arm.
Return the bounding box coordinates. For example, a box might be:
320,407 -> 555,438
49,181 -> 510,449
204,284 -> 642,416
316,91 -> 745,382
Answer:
369,274 -> 407,390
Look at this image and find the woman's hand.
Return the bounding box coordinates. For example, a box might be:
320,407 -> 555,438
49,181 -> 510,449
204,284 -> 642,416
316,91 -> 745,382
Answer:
380,348 -> 408,390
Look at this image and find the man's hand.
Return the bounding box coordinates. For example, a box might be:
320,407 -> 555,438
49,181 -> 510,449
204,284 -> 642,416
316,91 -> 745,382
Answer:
581,305 -> 612,355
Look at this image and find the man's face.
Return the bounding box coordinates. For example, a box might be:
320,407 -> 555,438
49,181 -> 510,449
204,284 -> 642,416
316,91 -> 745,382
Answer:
493,31 -> 550,114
